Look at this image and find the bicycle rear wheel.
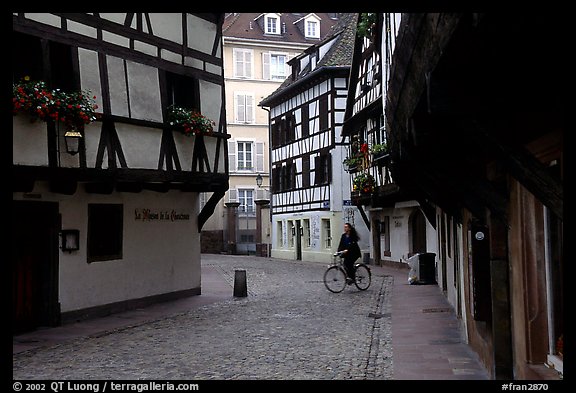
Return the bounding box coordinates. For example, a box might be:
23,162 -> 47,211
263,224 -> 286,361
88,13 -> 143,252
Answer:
354,264 -> 371,290
324,266 -> 347,293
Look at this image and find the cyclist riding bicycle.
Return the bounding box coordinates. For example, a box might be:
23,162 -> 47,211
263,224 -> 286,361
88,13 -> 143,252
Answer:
337,223 -> 362,285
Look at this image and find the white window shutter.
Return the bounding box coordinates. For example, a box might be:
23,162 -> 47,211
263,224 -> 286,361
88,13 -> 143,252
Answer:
255,142 -> 264,172
246,94 -> 254,123
228,188 -> 237,202
245,51 -> 253,78
235,93 -> 245,123
228,141 -> 236,172
262,52 -> 271,80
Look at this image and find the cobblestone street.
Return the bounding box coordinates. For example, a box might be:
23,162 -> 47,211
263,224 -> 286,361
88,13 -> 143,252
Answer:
13,255 -> 394,380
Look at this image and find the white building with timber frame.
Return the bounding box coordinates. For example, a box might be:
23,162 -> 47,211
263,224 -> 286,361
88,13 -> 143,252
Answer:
12,13 -> 228,333
260,13 -> 369,263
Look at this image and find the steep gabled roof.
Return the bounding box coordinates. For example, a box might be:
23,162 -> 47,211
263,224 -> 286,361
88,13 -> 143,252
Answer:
222,13 -> 341,44
259,13 -> 358,107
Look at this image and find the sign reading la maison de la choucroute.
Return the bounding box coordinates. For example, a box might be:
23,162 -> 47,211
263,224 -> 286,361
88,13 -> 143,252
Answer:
134,208 -> 191,222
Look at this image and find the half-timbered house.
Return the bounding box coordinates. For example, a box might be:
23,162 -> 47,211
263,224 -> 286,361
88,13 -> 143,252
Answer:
259,13 -> 370,263
12,13 -> 228,333
384,13 -> 564,379
200,13 -> 341,256
341,13 -> 437,268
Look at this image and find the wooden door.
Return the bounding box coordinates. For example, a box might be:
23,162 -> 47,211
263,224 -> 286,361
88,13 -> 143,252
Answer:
12,201 -> 59,334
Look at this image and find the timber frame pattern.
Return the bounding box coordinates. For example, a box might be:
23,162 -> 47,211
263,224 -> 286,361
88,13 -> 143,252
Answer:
12,13 -> 230,231
267,74 -> 348,214
342,13 -> 406,228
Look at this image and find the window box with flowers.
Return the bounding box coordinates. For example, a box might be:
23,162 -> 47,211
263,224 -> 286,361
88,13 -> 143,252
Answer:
13,76 -> 98,132
353,172 -> 375,194
343,155 -> 363,173
166,105 -> 215,137
371,143 -> 390,164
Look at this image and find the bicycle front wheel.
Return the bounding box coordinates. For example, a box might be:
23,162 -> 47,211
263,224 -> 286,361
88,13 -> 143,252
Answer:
354,264 -> 372,290
324,266 -> 347,293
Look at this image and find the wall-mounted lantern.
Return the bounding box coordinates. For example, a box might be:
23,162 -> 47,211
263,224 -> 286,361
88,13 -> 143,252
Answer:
60,229 -> 80,252
64,130 -> 82,156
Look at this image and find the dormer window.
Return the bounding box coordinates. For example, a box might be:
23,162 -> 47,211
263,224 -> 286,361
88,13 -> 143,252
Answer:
306,20 -> 319,38
265,14 -> 280,35
293,13 -> 321,39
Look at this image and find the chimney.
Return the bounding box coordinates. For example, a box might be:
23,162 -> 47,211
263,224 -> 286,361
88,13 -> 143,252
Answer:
249,21 -> 253,30
282,22 -> 286,33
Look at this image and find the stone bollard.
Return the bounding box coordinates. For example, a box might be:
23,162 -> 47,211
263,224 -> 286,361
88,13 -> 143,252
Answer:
233,269 -> 247,297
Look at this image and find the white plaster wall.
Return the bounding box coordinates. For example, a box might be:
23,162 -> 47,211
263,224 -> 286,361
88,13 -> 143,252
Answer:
187,14 -> 217,55
78,48 -> 103,114
126,61 -> 162,122
200,80 -> 223,132
12,114 -> 49,166
115,123 -> 162,169
14,183 -> 200,313
389,207 -> 412,261
371,206 -> 439,266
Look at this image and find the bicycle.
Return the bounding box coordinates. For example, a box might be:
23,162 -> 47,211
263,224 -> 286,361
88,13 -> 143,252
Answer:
323,251 -> 372,293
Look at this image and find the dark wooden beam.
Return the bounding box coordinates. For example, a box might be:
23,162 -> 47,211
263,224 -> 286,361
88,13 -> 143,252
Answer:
198,190 -> 226,232
473,121 -> 563,219
116,182 -> 144,193
386,14 -> 463,138
357,204 -> 371,231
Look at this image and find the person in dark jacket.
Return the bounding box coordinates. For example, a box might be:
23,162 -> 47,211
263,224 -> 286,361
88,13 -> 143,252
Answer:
337,222 -> 362,284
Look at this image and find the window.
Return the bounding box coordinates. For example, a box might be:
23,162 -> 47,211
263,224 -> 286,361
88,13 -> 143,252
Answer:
301,156 -> 310,188
263,52 -> 288,80
282,161 -> 296,190
166,71 -> 200,110
240,234 -> 255,243
234,92 -> 254,123
12,32 -> 76,91
322,219 -> 332,249
319,94 -> 329,131
306,20 -> 319,38
233,48 -> 253,78
265,14 -> 280,34
238,189 -> 255,215
88,204 -> 123,262
237,142 -> 253,170
277,221 -> 283,247
314,151 -> 332,185
286,113 -> 296,142
303,219 -> 311,248
382,216 -> 391,256
199,192 -> 211,210
288,221 -> 295,248
272,165 -> 281,193
301,106 -> 309,137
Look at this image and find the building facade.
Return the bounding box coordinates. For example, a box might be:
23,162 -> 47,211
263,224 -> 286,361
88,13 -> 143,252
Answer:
200,13 -> 341,255
12,13 -> 228,333
341,13 -> 437,269
382,13 -> 564,379
260,13 -> 371,263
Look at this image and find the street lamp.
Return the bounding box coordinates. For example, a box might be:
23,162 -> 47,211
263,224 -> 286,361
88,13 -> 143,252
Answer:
256,173 -> 263,188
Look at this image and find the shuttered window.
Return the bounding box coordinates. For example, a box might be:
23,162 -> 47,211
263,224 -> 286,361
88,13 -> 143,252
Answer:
233,48 -> 253,78
234,92 -> 255,123
263,52 -> 288,80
